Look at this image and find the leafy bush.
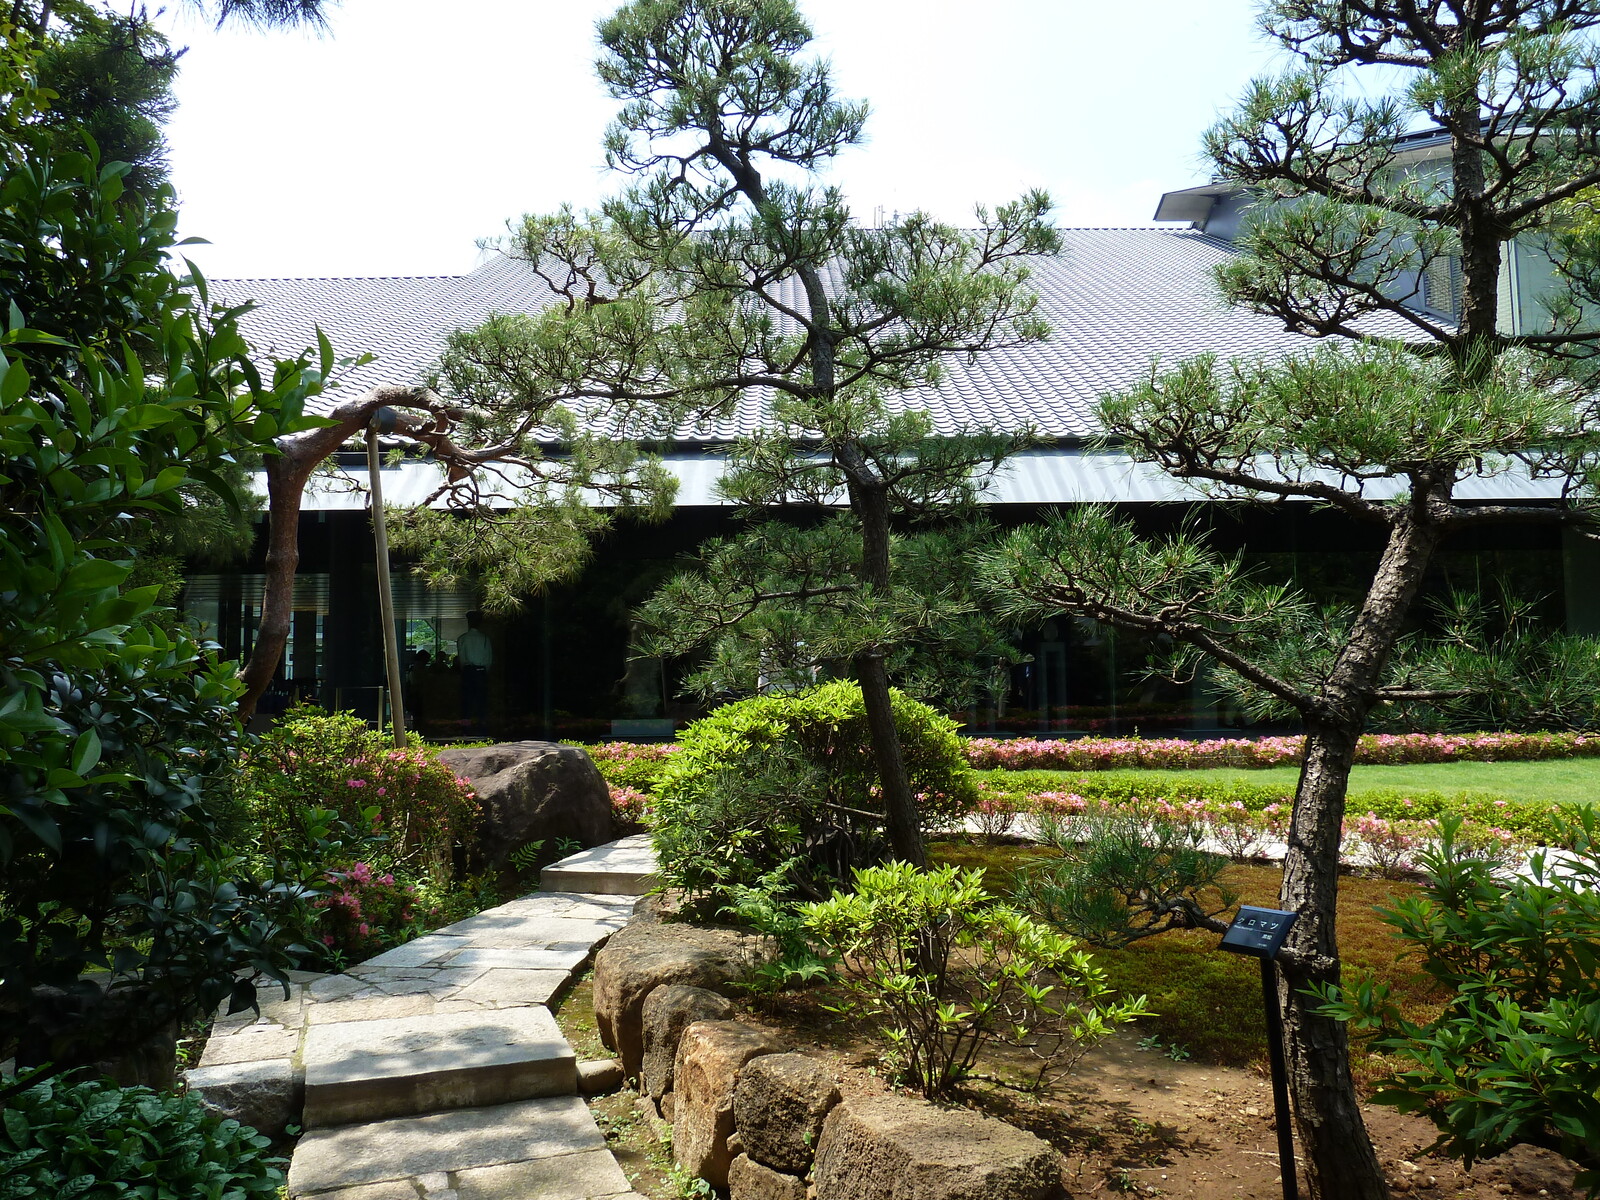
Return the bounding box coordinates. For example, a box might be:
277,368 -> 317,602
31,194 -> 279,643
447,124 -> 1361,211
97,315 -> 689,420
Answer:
0,31 -> 335,1075
803,862 -> 1147,1098
237,706 -> 479,882
1317,809 -> 1600,1193
0,1070 -> 284,1197
651,681 -> 978,909
963,730 -> 1600,771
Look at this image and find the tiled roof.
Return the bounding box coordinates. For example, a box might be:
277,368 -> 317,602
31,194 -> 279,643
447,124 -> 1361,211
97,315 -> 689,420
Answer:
214,230 -> 1416,444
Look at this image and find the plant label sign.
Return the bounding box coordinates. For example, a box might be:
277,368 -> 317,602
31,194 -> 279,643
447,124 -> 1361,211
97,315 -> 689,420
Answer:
1220,906 -> 1298,960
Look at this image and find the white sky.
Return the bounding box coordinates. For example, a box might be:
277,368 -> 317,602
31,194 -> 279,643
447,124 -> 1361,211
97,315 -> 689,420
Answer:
156,0 -> 1285,280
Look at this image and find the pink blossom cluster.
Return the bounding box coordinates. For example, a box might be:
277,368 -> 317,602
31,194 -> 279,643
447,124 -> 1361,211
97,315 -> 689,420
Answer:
314,861 -> 414,954
588,741 -> 680,766
962,730 -> 1597,771
609,785 -> 653,831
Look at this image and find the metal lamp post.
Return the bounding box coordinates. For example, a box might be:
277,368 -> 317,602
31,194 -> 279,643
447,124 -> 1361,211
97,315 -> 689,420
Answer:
1219,905 -> 1300,1200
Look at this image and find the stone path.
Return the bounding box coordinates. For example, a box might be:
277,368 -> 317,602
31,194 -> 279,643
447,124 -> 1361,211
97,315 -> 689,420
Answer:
187,837 -> 664,1200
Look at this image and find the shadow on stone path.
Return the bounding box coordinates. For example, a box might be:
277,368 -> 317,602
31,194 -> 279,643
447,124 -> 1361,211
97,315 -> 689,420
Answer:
187,838 -> 661,1200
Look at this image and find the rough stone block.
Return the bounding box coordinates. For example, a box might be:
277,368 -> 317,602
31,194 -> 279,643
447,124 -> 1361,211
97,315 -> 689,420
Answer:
672,1021 -> 785,1191
578,1058 -> 626,1096
592,920 -> 769,1080
811,1093 -> 1065,1200
302,1006 -> 576,1127
729,1153 -> 807,1200
289,1095 -> 605,1194
732,1052 -> 839,1175
641,984 -> 736,1102
185,1058 -> 303,1139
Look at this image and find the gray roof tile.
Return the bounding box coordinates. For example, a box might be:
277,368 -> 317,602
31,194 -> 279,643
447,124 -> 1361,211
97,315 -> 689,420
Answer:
215,229 -> 1416,444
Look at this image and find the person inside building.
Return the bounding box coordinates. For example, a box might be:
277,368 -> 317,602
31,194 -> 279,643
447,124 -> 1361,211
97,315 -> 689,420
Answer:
456,611 -> 493,734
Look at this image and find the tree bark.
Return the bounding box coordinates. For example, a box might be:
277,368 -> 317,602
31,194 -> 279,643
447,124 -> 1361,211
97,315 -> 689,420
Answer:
1279,720 -> 1387,1200
237,385 -> 440,721
1276,503 -> 1446,1200
849,477 -> 926,867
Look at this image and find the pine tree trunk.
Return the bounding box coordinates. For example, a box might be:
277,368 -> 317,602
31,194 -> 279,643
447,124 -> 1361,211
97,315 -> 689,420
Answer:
854,648 -> 925,867
1278,721 -> 1388,1200
851,476 -> 925,867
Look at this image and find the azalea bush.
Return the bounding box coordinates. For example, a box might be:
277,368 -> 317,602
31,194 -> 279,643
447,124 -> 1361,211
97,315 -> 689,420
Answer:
608,784 -> 652,834
312,862 -> 419,961
963,730 -> 1600,772
586,741 -> 679,792
237,706 -> 479,881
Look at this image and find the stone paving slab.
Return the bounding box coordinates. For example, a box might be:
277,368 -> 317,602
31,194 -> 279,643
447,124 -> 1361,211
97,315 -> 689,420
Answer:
302,1006 -> 577,1128
452,1148 -> 632,1199
289,1095 -> 607,1195
540,835 -> 659,896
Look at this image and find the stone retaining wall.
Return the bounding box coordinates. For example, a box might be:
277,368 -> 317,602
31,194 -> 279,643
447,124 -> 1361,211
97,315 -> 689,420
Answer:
592,906 -> 1067,1200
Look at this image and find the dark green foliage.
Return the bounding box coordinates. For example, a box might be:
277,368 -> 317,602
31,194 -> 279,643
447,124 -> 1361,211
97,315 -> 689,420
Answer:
1318,810 -> 1600,1192
637,511 -> 1024,711
0,32 -> 333,1080
802,861 -> 1148,1097
0,1069 -> 284,1198
1012,806 -> 1235,948
33,7 -> 179,200
651,680 -> 978,910
1386,589 -> 1600,733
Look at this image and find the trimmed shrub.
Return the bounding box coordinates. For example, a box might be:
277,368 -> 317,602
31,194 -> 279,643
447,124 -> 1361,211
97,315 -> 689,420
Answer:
651,681 -> 978,910
0,1071 -> 284,1197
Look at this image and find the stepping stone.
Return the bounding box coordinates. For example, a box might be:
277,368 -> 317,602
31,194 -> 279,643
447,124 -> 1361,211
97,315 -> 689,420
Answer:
541,835 -> 659,896
289,1095 -> 606,1195
302,1006 -> 576,1127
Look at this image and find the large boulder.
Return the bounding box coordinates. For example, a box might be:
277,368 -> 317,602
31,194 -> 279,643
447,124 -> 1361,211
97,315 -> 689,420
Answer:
642,984 -> 736,1102
732,1052 -> 840,1175
729,1153 -> 807,1200
437,741 -> 612,869
672,1021 -> 786,1190
811,1092 -> 1065,1200
592,919 -> 769,1080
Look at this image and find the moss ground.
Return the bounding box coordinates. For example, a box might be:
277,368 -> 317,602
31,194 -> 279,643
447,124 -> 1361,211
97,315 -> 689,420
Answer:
929,839 -> 1442,1072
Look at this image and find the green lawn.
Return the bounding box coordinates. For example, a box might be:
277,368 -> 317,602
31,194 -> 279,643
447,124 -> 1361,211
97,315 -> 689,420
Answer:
985,757 -> 1600,807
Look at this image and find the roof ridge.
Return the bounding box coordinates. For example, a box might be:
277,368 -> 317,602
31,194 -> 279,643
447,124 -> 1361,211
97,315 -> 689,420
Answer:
210,273 -> 472,284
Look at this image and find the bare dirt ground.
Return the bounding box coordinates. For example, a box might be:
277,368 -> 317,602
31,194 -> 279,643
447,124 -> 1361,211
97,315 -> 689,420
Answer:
973,1033 -> 1581,1200
582,994 -> 1583,1200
